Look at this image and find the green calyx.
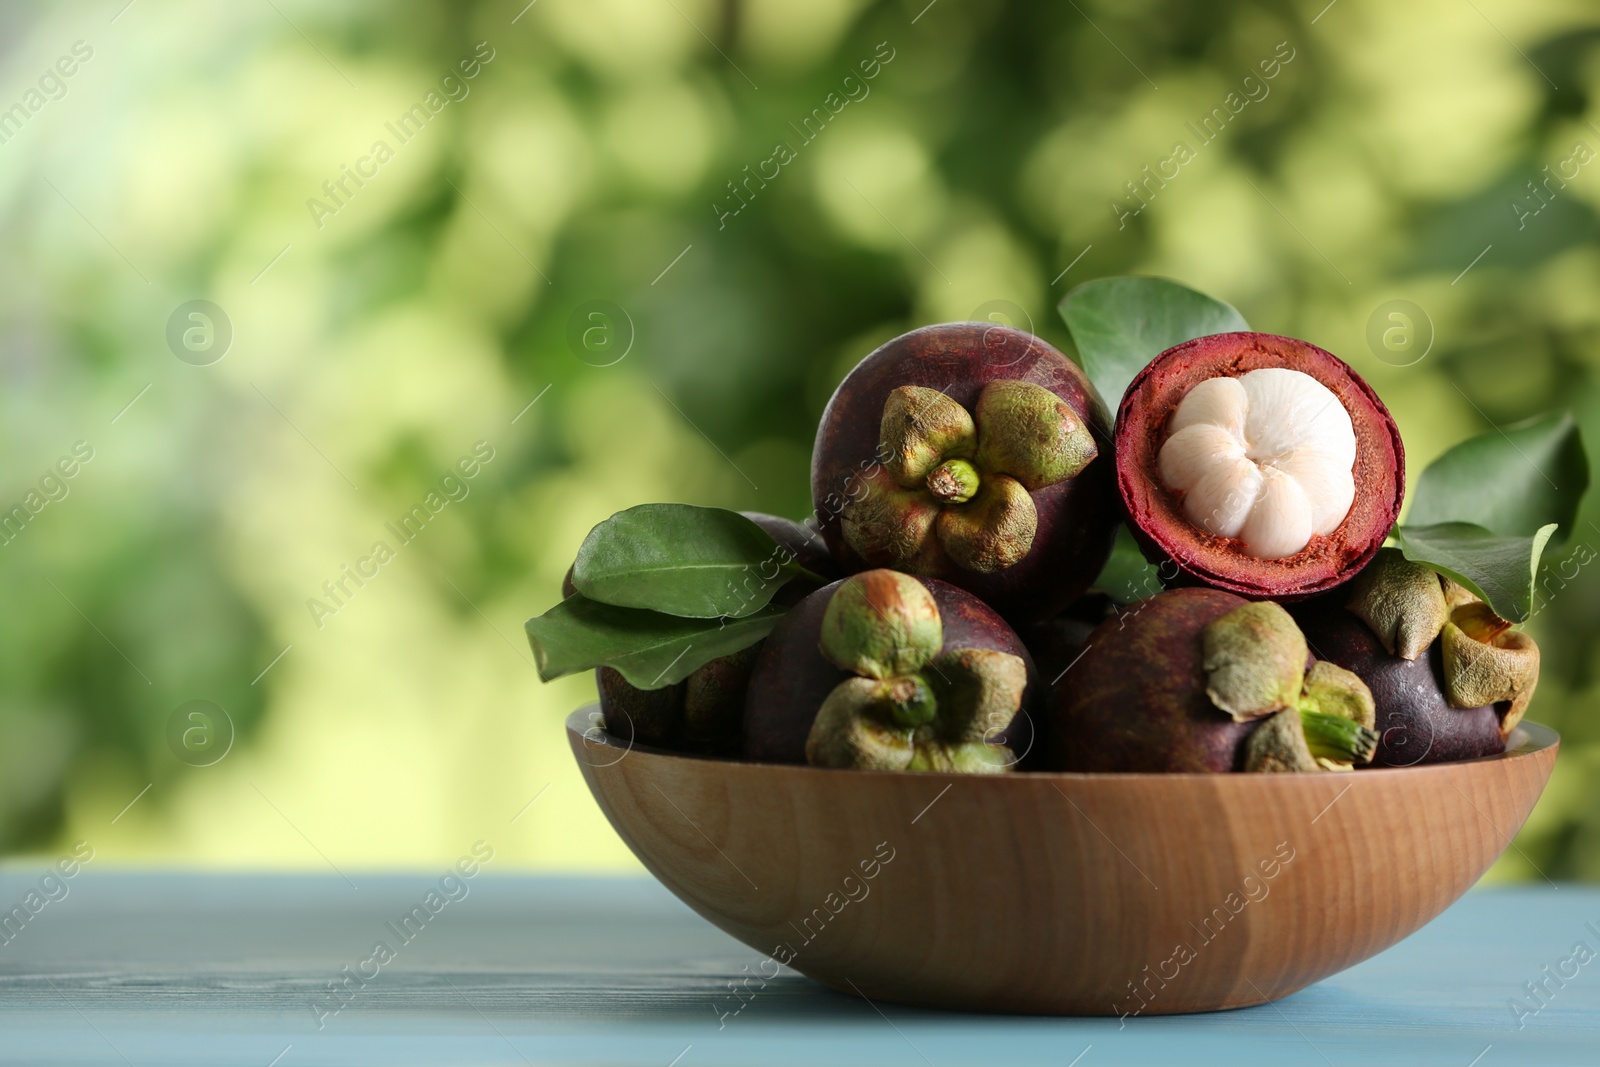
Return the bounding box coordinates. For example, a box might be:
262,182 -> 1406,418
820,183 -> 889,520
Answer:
841,380 -> 1096,575
1345,548 -> 1449,661
1438,588 -> 1541,737
1243,709 -> 1318,773
880,387 -> 977,486
1297,660 -> 1376,732
927,458 -> 981,504
1202,602 -> 1308,721
806,581 -> 1028,774
820,569 -> 943,679
936,475 -> 1037,573
1244,697 -> 1379,773
1297,659 -> 1380,766
806,678 -> 919,770
1348,553 -> 1543,739
882,673 -> 938,727
1298,709 -> 1378,765
907,740 -> 1012,773
1201,603 -> 1379,773
974,379 -> 1098,491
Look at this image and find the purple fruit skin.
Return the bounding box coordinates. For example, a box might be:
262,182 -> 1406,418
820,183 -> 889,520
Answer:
742,576 -> 1042,765
1293,601 -> 1504,766
1054,587 -> 1258,773
597,667 -> 683,748
682,642 -> 764,756
811,324 -> 1118,626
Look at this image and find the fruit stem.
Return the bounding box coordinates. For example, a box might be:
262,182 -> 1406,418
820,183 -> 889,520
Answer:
1299,709 -> 1378,765
880,674 -> 938,728
926,458 -> 980,504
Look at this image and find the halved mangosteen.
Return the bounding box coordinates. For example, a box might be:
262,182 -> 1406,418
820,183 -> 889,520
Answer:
1116,331 -> 1404,601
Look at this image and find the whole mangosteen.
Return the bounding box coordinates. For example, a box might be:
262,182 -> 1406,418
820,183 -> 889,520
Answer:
1292,549 -> 1541,766
597,644 -> 765,757
1054,588 -> 1378,773
743,569 -> 1041,771
811,324 -> 1119,625
1116,332 -> 1404,601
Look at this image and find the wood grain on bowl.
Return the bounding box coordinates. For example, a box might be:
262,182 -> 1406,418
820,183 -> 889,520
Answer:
568,708 -> 1556,1016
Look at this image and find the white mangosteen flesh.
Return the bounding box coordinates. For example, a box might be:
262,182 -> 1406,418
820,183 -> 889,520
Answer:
1156,369 -> 1356,559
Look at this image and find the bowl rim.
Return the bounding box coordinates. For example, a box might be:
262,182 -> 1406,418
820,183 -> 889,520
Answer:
566,706 -> 1558,781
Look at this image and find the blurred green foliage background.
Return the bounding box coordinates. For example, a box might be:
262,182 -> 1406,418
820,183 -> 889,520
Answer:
3,0 -> 1600,879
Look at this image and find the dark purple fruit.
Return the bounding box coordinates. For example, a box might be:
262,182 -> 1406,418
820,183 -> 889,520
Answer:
743,569 -> 1040,771
1018,593 -> 1116,686
1054,588 -> 1378,773
596,666 -> 684,749
1293,599 -> 1504,766
811,324 -> 1119,625
1055,588 -> 1257,772
598,644 -> 765,756
743,512 -> 839,588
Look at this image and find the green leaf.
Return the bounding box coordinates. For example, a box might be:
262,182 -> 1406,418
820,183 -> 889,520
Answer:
1406,412 -> 1587,540
1090,525 -> 1165,603
524,595 -> 784,688
573,504 -> 793,619
1392,522 -> 1558,623
1058,276 -> 1249,411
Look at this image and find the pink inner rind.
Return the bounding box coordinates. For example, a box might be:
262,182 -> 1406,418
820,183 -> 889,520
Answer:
1115,331 -> 1405,600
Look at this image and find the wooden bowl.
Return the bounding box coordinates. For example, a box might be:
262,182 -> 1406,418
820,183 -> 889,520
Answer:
567,708 -> 1557,1015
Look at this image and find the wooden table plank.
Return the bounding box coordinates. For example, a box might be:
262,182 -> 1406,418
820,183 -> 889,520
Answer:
0,870 -> 1595,1065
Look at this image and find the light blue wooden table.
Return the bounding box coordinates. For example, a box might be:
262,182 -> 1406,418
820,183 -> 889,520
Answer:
0,870 -> 1594,1065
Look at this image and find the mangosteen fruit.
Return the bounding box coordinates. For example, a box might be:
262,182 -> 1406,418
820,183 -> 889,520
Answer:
1054,588 -> 1377,773
596,665 -> 684,750
1116,332 -> 1404,601
597,643 -> 765,757
743,569 -> 1040,772
811,323 -> 1119,625
1293,549 -> 1541,766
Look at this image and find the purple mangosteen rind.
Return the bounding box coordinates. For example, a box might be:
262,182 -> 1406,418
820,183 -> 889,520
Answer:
1017,593 -> 1116,691
1054,587 -> 1260,773
811,323 -> 1120,626
681,642 -> 766,755
597,643 -> 765,758
1053,588 -> 1378,774
597,665 -> 684,749
1115,331 -> 1405,602
1291,598 -> 1506,766
1310,548 -> 1542,749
